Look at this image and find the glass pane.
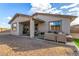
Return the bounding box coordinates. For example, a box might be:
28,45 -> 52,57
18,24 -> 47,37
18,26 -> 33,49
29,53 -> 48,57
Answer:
49,21 -> 61,31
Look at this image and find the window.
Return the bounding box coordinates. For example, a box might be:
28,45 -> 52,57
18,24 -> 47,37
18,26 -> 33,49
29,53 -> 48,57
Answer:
49,20 -> 62,31
12,23 -> 17,31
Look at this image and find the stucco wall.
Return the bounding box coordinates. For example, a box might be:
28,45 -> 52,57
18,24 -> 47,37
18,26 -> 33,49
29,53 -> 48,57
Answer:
11,16 -> 31,23
34,14 -> 71,34
19,23 -> 23,35
62,19 -> 70,34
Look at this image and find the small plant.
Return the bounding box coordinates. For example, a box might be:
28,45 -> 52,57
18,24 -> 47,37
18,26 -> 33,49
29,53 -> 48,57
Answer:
74,38 -> 79,47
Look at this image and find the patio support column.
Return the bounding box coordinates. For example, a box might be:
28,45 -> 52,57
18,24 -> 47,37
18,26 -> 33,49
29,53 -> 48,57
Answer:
30,18 -> 35,38
17,22 -> 20,35
62,20 -> 70,34
10,23 -> 13,34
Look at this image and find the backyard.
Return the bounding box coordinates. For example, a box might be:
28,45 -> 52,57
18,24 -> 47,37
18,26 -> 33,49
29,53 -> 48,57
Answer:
0,34 -> 78,56
74,38 -> 79,48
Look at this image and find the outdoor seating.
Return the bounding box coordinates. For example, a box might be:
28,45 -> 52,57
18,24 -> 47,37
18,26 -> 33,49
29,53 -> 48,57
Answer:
66,35 -> 73,42
44,33 -> 57,42
44,32 -> 67,44
56,34 -> 67,44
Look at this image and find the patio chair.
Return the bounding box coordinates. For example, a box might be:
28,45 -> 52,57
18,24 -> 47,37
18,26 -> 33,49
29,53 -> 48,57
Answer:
44,33 -> 57,42
56,34 -> 67,44
66,34 -> 73,42
37,32 -> 44,39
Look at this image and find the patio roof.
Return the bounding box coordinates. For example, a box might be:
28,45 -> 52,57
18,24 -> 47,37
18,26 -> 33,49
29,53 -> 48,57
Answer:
9,13 -> 32,24
33,18 -> 45,23
33,13 -> 77,22
9,13 -> 45,24
33,13 -> 77,18
9,13 -> 77,24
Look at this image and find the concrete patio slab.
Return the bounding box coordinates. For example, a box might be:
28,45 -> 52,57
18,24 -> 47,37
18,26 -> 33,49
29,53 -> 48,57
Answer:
0,34 -> 78,56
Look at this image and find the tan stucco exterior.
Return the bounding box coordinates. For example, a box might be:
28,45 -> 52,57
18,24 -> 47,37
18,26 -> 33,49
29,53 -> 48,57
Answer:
9,13 -> 77,38
33,14 -> 72,34
11,16 -> 31,23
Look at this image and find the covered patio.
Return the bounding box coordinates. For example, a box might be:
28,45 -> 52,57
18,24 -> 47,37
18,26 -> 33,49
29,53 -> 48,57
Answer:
14,17 -> 45,38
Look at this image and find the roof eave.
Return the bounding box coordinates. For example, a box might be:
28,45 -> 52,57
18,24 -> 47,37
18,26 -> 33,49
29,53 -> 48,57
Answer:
9,13 -> 32,24
32,13 -> 77,22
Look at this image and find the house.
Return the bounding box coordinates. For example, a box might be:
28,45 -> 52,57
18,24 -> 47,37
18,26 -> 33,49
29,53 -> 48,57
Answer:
71,24 -> 79,33
9,13 -> 77,38
71,24 -> 79,38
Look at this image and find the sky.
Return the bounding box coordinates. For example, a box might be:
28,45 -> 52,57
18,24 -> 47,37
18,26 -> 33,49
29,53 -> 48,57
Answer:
0,3 -> 79,28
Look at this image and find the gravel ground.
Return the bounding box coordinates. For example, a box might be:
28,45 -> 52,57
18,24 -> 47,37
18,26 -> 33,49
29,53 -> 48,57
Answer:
0,34 -> 78,56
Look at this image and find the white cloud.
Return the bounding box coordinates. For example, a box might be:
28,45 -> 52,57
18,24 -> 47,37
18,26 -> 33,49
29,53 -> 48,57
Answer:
7,17 -> 12,20
28,3 -> 52,15
0,17 -> 12,28
31,3 -> 51,10
0,22 -> 10,28
68,7 -> 79,16
69,7 -> 79,12
66,11 -> 79,16
50,9 -> 62,14
60,3 -> 78,9
29,3 -> 79,16
28,3 -> 63,15
59,3 -> 79,16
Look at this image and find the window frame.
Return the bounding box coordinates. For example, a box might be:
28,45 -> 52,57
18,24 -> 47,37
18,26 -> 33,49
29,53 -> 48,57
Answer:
48,20 -> 62,31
